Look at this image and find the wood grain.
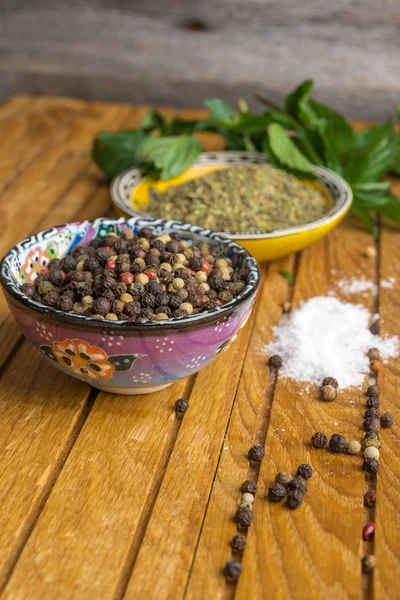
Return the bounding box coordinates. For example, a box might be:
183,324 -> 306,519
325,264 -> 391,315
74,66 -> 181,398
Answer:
1,1 -> 399,119
185,259 -> 293,599
237,217 -> 376,600
0,342 -> 92,591
373,181 -> 400,599
123,296 -> 262,599
3,378 -> 193,599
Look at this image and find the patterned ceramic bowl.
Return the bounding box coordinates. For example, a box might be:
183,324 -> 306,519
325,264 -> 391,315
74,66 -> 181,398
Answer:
111,151 -> 353,263
0,217 -> 260,395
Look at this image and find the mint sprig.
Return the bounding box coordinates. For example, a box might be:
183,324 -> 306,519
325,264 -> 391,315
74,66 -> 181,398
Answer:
92,80 -> 400,232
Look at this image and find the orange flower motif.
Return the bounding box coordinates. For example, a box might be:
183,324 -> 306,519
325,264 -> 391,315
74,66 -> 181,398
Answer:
23,247 -> 51,284
53,339 -> 115,380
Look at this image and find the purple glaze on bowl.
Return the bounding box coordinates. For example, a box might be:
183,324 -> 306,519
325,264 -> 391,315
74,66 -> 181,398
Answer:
1,217 -> 260,394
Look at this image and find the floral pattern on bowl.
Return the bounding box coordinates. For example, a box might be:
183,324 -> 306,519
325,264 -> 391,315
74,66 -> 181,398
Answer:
1,217 -> 260,395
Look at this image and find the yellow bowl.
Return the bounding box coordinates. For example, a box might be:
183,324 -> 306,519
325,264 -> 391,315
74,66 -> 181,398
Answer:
110,152 -> 352,262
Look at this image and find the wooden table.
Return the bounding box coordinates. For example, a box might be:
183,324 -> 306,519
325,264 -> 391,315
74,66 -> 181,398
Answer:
0,95 -> 399,600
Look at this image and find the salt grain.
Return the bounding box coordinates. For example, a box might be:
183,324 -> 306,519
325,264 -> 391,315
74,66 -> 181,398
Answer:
265,296 -> 398,389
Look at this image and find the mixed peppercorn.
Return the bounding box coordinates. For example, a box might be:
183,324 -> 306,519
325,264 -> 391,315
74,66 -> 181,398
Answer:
20,227 -> 247,322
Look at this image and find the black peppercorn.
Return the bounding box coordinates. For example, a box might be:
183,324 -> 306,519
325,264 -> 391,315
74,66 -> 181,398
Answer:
363,458 -> 379,474
274,472 -> 292,487
191,256 -> 203,271
95,247 -> 110,264
380,413 -> 394,428
169,295 -> 183,310
83,257 -> 100,272
370,321 -> 380,335
112,299 -> 125,315
175,397 -> 189,413
248,445 -> 265,462
165,240 -> 180,254
311,432 -> 327,449
268,354 -> 282,369
223,559 -> 242,582
92,297 -> 111,316
155,293 -> 170,307
363,417 -> 381,432
141,292 -> 156,308
287,476 -> 308,495
102,275 -> 117,290
60,255 -> 76,273
48,257 -> 63,269
42,291 -> 60,306
74,281 -> 93,298
231,534 -> 246,553
47,269 -> 65,286
361,554 -> 376,573
329,434 -> 347,453
101,289 -> 115,303
286,489 -> 304,509
364,430 -> 379,440
366,384 -> 380,398
267,483 -> 286,502
322,376 -> 339,389
234,506 -> 253,528
365,408 -> 380,419
101,234 -> 118,247
241,480 -> 257,494
124,301 -> 141,317
145,253 -> 160,267
297,464 -> 313,480
20,283 -> 35,298
366,396 -> 380,409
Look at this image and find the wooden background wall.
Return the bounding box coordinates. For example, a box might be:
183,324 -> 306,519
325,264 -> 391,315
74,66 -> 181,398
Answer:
0,0 -> 399,119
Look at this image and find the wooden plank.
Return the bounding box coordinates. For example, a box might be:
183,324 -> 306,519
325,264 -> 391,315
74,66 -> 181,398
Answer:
1,1 -> 400,119
0,95 -> 86,193
0,95 -> 34,127
0,103 -> 149,368
185,259 -> 293,599
373,180 -> 400,599
0,341 -> 92,591
236,217 -> 375,599
3,378 -> 193,599
123,282 -> 264,600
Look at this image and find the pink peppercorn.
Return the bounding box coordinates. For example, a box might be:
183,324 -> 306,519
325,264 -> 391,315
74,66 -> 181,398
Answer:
103,246 -> 112,252
39,267 -> 49,276
200,260 -> 212,275
144,270 -> 157,280
120,272 -> 134,284
364,490 -> 376,508
105,259 -> 116,270
363,522 -> 375,541
59,270 -> 66,281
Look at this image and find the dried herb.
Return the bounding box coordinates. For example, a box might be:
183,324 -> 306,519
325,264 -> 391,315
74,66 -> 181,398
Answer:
92,79 -> 400,234
146,164 -> 327,234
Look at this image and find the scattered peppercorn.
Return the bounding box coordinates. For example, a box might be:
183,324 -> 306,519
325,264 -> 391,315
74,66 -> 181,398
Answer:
231,534 -> 247,553
363,458 -> 380,474
380,413 -> 394,428
348,440 -> 362,455
370,322 -> 380,335
275,472 -> 292,487
322,376 -> 339,389
174,397 -> 189,413
369,359 -> 381,373
234,506 -> 253,528
367,348 -> 380,361
362,554 -> 376,573
364,490 -> 376,508
364,446 -> 380,460
248,445 -> 265,462
223,559 -> 242,582
321,384 -> 337,402
19,227 -> 247,322
296,464 -> 312,480
286,489 -> 304,509
287,476 -> 308,495
241,480 -> 257,494
267,483 -> 287,502
329,434 -> 347,453
363,417 -> 381,432
366,384 -> 380,398
268,354 -> 282,369
363,436 -> 381,450
366,396 -> 380,409
311,432 -> 328,449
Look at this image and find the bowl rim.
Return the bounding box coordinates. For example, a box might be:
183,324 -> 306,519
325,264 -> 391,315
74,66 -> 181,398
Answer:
0,216 -> 260,331
110,151 -> 353,240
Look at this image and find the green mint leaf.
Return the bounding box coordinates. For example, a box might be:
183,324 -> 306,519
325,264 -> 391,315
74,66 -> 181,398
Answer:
137,135 -> 202,180
141,110 -> 165,131
375,192 -> 400,225
204,98 -> 235,121
355,182 -> 392,192
267,123 -> 317,178
279,270 -> 295,284
284,80 -> 314,120
233,112 -> 272,133
353,189 -> 393,210
92,129 -> 149,179
350,202 -> 378,236
345,120 -> 397,184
